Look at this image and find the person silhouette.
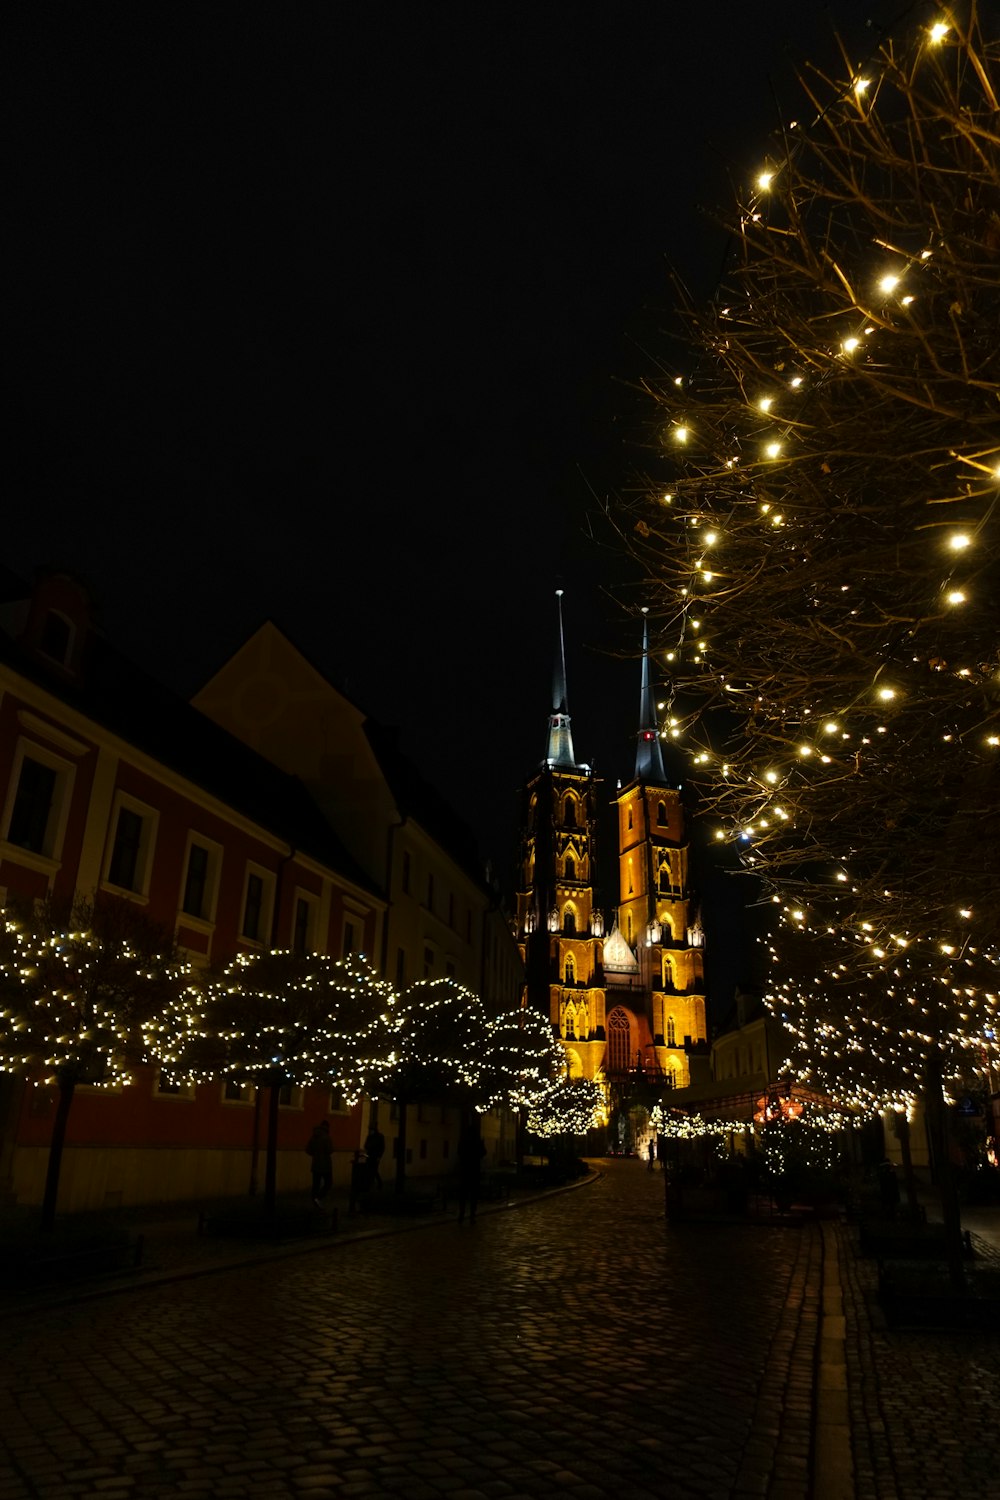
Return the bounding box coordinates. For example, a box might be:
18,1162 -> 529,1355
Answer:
456,1114 -> 486,1224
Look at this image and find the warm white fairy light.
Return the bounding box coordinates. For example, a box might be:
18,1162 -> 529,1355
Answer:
620,4 -> 1000,1119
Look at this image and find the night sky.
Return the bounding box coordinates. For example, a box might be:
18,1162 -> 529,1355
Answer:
8,2 -> 910,1000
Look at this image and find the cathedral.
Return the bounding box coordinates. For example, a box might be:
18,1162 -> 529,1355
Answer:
516,594 -> 708,1107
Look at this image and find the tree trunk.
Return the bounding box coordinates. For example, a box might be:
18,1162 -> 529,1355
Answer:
264,1075 -> 281,1219
41,1073 -> 76,1232
894,1109 -> 920,1223
924,1049 -> 965,1292
395,1095 -> 408,1195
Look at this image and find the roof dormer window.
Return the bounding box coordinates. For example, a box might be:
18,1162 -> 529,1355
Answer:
39,610 -> 73,667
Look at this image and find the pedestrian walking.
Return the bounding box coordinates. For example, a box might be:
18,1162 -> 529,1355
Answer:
306,1119 -> 334,1204
364,1124 -> 386,1189
647,1139 -> 655,1172
456,1114 -> 486,1224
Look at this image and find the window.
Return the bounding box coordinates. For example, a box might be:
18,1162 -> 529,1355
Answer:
108,808 -> 143,890
564,797 -> 576,826
278,1083 -> 303,1108
7,757 -> 57,854
243,873 -> 264,941
156,1071 -> 195,1099
659,867 -> 670,894
565,1009 -> 576,1039
292,896 -> 315,955
401,851 -> 411,894
102,793 -> 158,899
666,1016 -> 676,1046
606,1008 -> 630,1075
223,1080 -> 253,1102
178,833 -> 223,925
564,955 -> 575,985
627,807 -> 633,830
39,611 -> 72,666
657,800 -> 668,826
565,855 -> 575,880
343,920 -> 356,958
423,945 -> 434,978
564,908 -> 576,934
182,843 -> 210,918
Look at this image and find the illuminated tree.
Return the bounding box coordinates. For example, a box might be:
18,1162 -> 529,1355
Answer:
372,978 -> 487,1194
614,6 -> 1000,1135
0,899 -> 183,1230
526,1077 -> 604,1140
150,950 -> 396,1216
481,1006 -> 565,1113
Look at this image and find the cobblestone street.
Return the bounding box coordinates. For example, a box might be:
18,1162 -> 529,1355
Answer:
6,1161 -> 1000,1499
2,1162 -> 819,1500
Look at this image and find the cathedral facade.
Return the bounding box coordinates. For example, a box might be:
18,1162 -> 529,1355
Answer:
516,596 -> 707,1103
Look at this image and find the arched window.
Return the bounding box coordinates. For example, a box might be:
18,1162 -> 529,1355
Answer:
564,797 -> 577,826
564,1008 -> 576,1039
564,908 -> 576,934
606,1007 -> 630,1075
565,855 -> 575,881
627,913 -> 633,942
659,865 -> 669,893
627,807 -> 633,830
564,954 -> 576,985
657,800 -> 668,826
666,1015 -> 676,1046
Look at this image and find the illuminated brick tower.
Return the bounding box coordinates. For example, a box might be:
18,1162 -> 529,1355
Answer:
516,599 -> 707,1093
611,610 -> 707,1087
516,592 -> 608,1081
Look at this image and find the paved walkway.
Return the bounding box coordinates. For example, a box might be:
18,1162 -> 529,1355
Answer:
2,1164 -> 999,1499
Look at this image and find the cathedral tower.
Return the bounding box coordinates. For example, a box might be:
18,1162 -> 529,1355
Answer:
613,611 -> 707,1086
516,593 -> 607,1080
516,599 -> 708,1095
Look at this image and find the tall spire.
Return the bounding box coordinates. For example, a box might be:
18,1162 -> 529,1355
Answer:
545,589 -> 578,768
634,608 -> 666,782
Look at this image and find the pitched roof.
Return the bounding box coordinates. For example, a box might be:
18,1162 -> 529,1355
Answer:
0,569 -> 379,897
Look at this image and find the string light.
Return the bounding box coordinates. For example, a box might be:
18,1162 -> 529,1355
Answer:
618,2 -> 1000,1119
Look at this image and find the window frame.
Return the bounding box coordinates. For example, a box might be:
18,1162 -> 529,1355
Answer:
102,791 -> 159,902
1,738 -> 76,871
239,862 -> 275,946
178,831 -> 223,929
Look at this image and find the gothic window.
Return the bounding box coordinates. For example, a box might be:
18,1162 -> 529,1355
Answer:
564,797 -> 577,826
565,855 -> 575,881
627,807 -> 633,830
657,800 -> 668,826
666,1015 -> 676,1046
564,954 -> 576,985
564,908 -> 576,934
659,865 -> 669,894
564,1008 -> 576,1039
606,1008 -> 630,1075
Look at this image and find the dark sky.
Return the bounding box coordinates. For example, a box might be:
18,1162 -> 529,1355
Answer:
7,2 -> 910,986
